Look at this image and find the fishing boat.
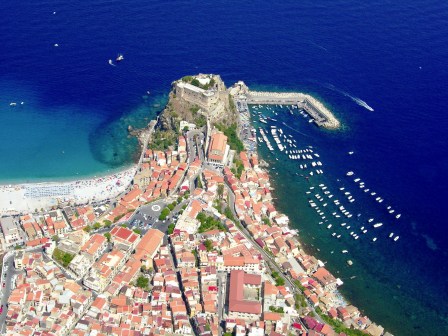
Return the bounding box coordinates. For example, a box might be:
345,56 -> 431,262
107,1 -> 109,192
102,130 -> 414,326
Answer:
372,237 -> 377,242
373,223 -> 383,228
394,236 -> 400,241
342,250 -> 348,254
389,232 -> 394,238
346,171 -> 354,176
116,54 -> 124,62
396,214 -> 401,219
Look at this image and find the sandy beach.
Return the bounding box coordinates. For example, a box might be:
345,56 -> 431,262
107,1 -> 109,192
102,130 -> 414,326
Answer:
0,166 -> 137,214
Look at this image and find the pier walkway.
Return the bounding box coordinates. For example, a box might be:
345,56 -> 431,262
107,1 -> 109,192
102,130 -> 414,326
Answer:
246,90 -> 340,129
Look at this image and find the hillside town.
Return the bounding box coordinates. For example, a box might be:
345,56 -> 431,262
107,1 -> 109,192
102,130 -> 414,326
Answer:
0,75 -> 389,336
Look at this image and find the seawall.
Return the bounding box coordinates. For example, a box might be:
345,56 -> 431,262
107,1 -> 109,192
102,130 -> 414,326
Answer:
246,90 -> 340,129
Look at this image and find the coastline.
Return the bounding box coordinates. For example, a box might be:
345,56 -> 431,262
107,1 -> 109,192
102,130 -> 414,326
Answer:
237,96 -> 388,334
0,165 -> 137,214
0,116 -> 155,215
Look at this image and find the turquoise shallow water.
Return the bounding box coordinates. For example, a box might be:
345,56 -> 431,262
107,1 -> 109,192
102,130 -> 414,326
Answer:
0,79 -> 166,182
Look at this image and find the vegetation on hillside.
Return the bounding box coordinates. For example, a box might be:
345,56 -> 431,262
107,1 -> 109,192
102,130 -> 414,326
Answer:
149,129 -> 177,150
183,76 -> 216,90
53,248 -> 75,268
215,123 -> 244,153
197,212 -> 226,233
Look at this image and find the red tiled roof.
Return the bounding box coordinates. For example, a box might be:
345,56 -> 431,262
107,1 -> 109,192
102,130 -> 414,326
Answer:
228,270 -> 262,315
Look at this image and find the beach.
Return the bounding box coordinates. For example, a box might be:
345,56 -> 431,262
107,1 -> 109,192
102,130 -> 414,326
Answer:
0,166 -> 137,214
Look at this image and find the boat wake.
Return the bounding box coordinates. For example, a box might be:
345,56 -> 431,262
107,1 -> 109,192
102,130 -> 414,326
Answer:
324,83 -> 374,112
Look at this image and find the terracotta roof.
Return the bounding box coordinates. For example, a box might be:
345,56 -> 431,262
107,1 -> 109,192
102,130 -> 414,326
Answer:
228,270 -> 262,315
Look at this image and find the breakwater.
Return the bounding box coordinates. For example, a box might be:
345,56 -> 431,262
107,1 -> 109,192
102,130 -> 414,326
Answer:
246,90 -> 340,129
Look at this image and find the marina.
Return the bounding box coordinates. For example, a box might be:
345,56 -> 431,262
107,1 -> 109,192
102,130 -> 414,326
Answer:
241,100 -> 407,261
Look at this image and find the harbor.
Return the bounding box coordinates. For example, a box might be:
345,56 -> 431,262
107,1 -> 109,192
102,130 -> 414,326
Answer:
246,90 -> 340,129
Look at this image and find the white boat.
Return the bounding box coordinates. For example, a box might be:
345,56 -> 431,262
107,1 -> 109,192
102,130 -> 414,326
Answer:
368,218 -> 374,223
362,230 -> 367,234
341,223 -> 346,227
9,102 -> 17,106
371,192 -> 376,196
389,210 -> 395,214
327,224 -> 332,229
348,151 -> 354,155
360,226 -> 365,230
116,54 -> 124,62
373,223 -> 383,228
372,237 -> 377,242
396,214 -> 401,219
347,171 -> 354,176
337,235 -> 341,238
394,236 -> 400,241
354,178 -> 361,182
389,232 -> 394,238
332,232 -> 336,236
342,250 -> 348,254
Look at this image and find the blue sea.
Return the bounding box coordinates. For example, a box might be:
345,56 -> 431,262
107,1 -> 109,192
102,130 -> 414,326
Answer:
1,0 -> 447,334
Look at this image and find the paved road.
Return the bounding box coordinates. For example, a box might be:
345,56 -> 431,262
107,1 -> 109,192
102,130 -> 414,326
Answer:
225,183 -> 324,323
217,271 -> 227,336
186,130 -> 205,163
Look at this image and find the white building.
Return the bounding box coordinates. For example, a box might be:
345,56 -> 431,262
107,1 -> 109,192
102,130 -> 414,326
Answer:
0,216 -> 24,249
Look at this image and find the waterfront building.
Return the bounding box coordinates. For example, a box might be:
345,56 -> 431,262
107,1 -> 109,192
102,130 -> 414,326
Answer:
0,216 -> 24,248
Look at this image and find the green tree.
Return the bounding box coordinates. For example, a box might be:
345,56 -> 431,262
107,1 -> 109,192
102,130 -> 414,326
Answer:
113,214 -> 125,223
103,220 -> 112,228
224,206 -> 234,221
83,225 -> 92,233
52,248 -> 74,268
217,184 -> 224,199
167,203 -> 175,211
190,78 -> 201,88
93,222 -> 101,230
136,275 -> 149,289
133,228 -> 142,235
167,223 -> 175,235
204,239 -> 213,252
196,176 -> 203,189
159,207 -> 171,220
104,232 -> 111,242
52,235 -> 60,242
275,277 -> 285,286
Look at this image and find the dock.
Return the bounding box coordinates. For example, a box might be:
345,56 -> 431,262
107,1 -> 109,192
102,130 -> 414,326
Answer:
245,90 -> 340,129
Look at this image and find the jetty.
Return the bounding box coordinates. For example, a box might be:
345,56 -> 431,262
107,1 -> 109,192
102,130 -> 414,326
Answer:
235,85 -> 340,129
